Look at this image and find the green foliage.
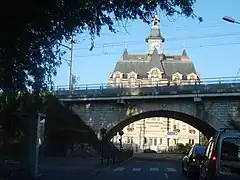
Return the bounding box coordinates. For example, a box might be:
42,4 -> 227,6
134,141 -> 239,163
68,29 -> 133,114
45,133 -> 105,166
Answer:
172,143 -> 192,153
0,0 -> 198,94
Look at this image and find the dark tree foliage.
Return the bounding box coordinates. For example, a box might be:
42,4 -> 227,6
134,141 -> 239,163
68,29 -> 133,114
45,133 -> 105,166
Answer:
0,0 -> 198,94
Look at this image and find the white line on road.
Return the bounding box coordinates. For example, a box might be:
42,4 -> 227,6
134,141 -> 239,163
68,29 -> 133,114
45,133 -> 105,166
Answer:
132,168 -> 141,171
166,168 -> 177,172
164,173 -> 169,178
113,167 -> 125,171
149,168 -> 159,171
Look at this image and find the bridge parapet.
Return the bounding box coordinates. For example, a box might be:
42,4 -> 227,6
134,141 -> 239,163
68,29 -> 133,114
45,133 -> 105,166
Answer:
54,76 -> 240,99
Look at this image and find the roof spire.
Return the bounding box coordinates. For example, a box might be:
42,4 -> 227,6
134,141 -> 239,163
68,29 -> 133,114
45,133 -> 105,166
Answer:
182,49 -> 187,57
122,48 -> 128,60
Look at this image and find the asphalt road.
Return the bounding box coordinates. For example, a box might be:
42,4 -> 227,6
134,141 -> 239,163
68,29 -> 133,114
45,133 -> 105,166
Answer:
88,158 -> 191,180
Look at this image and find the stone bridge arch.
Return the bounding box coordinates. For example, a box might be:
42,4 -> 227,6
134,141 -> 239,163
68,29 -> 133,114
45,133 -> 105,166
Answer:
104,110 -> 217,141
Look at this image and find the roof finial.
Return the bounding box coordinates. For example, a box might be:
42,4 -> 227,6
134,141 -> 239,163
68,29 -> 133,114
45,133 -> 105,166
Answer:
152,15 -> 160,26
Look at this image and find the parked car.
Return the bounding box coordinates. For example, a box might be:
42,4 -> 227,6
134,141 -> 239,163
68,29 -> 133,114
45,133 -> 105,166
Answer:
144,148 -> 157,153
181,145 -> 206,178
199,130 -> 240,180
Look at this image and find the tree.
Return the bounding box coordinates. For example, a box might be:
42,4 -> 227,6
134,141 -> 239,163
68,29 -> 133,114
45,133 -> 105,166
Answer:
0,0 -> 200,95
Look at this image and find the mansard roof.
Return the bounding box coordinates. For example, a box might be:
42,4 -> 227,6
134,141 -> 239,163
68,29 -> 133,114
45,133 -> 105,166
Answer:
114,48 -> 196,79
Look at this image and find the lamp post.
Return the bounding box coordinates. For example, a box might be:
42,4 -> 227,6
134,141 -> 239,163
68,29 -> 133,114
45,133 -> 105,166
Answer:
222,16 -> 240,24
100,128 -> 107,164
118,130 -> 124,150
58,37 -> 85,90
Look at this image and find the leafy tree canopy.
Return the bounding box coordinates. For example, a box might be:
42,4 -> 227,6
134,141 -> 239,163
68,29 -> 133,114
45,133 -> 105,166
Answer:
0,0 -> 199,94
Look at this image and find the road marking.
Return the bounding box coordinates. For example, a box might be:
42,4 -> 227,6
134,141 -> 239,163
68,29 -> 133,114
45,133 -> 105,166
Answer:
132,168 -> 141,171
150,168 -> 159,171
166,168 -> 177,172
164,173 -> 169,178
113,167 -> 125,171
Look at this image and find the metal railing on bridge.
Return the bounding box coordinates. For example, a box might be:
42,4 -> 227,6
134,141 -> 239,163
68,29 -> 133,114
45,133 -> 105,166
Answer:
53,76 -> 240,98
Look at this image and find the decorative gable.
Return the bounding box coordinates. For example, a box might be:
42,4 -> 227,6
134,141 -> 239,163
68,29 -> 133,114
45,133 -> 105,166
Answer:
113,71 -> 123,79
172,72 -> 183,80
147,67 -> 163,79
127,71 -> 138,79
187,72 -> 197,80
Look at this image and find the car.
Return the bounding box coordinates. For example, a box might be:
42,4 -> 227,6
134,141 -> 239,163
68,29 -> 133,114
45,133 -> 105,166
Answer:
199,129 -> 240,180
182,144 -> 206,178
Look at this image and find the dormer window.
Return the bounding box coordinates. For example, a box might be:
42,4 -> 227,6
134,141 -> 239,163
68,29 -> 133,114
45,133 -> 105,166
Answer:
127,71 -> 137,87
172,72 -> 183,81
187,73 -> 197,80
172,72 -> 182,85
122,74 -> 128,79
187,72 -> 197,84
113,71 -> 122,87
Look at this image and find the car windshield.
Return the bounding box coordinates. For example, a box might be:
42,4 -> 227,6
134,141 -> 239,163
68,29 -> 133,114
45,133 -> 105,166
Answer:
194,146 -> 206,155
221,137 -> 240,162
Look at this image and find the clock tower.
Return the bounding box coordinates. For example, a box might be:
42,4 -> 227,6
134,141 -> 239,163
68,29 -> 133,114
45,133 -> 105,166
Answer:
145,15 -> 165,54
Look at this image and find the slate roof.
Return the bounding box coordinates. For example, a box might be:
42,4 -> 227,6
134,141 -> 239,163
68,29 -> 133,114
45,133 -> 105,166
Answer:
113,48 -> 196,79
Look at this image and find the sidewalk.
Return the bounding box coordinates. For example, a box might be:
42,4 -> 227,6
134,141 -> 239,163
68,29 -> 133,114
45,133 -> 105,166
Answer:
38,157 -> 109,180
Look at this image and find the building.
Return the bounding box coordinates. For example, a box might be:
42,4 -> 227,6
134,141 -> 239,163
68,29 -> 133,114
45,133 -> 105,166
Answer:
108,16 -> 200,152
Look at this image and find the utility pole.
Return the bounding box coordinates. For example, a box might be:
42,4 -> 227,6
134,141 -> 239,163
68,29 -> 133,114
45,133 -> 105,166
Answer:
68,36 -> 74,91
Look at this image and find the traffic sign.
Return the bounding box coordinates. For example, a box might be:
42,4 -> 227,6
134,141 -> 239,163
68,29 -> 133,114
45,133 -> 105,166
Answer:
167,132 -> 177,136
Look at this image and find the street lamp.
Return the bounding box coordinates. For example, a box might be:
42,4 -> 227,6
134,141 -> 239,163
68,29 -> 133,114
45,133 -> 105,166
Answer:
118,130 -> 124,150
222,16 -> 240,24
58,37 -> 85,90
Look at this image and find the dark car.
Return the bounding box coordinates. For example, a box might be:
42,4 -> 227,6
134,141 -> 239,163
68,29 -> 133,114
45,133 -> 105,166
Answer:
199,130 -> 240,180
182,145 -> 206,178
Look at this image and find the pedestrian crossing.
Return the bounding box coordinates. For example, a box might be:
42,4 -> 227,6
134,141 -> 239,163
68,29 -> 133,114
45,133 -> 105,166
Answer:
112,167 -> 177,172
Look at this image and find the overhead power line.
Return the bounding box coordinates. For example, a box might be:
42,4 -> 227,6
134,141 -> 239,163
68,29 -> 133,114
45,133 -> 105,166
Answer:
73,42 -> 240,58
73,32 -> 240,51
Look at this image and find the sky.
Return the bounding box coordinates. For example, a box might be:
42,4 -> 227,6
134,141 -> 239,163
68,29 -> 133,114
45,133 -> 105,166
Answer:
53,0 -> 240,87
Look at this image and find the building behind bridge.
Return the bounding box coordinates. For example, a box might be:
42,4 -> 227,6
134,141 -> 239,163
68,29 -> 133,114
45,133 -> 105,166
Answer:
108,16 -> 201,152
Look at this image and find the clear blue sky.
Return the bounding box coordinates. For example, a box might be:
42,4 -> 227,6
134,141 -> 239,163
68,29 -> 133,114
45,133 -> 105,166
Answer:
53,0 -> 240,86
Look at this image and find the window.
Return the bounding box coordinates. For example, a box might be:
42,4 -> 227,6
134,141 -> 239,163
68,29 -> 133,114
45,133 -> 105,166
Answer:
149,138 -> 153,146
154,138 -> 157,146
127,137 -> 131,143
173,125 -> 177,130
127,137 -> 133,144
189,139 -> 194,145
159,138 -> 162,145
129,77 -> 136,87
221,137 -> 240,162
167,138 -> 170,146
115,73 -> 121,87
174,139 -> 177,145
